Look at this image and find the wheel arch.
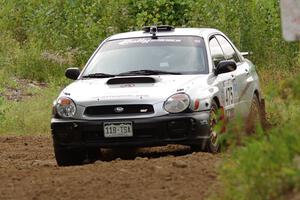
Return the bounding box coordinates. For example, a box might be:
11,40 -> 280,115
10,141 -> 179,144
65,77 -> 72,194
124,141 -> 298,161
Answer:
253,88 -> 266,124
254,89 -> 262,103
212,96 -> 221,108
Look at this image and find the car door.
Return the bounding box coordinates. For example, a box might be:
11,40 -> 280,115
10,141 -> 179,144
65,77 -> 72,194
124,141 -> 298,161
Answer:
209,36 -> 236,119
215,35 -> 249,118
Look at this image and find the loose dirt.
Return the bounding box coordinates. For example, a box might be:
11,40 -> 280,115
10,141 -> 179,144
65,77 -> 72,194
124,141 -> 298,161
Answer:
0,136 -> 221,200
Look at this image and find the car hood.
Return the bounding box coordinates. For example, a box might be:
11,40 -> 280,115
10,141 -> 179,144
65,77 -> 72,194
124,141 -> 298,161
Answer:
60,75 -> 210,106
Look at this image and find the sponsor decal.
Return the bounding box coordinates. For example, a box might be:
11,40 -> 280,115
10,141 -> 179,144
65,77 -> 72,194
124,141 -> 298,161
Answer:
98,94 -> 150,100
114,107 -> 124,113
118,38 -> 182,45
120,84 -> 136,88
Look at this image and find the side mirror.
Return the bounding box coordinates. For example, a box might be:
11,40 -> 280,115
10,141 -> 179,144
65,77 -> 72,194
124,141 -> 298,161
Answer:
215,60 -> 237,75
65,68 -> 80,80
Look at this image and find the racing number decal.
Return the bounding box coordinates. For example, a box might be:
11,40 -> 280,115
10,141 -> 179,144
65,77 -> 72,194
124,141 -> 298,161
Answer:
223,80 -> 235,118
224,81 -> 234,107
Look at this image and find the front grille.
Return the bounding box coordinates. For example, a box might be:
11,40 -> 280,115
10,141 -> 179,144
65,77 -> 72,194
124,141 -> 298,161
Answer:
84,104 -> 154,116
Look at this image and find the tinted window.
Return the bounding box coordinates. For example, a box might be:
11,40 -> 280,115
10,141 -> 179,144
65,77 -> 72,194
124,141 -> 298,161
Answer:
83,37 -> 209,76
216,35 -> 240,62
209,37 -> 225,66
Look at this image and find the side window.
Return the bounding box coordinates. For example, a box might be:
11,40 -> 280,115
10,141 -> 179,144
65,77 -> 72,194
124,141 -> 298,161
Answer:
216,35 -> 240,63
209,37 -> 225,67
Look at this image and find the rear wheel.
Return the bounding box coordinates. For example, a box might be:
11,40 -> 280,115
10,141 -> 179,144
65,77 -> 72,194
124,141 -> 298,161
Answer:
246,95 -> 262,133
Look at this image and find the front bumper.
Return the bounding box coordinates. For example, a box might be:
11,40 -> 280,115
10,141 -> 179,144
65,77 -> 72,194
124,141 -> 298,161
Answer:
51,112 -> 211,149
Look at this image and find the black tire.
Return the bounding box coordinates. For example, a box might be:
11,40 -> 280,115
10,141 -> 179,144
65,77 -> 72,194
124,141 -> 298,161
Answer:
110,147 -> 138,159
190,100 -> 221,153
54,146 -> 86,166
86,147 -> 102,162
205,100 -> 221,153
246,95 -> 262,134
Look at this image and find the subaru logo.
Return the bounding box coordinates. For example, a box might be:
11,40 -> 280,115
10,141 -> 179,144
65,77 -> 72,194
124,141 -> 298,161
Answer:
114,107 -> 124,113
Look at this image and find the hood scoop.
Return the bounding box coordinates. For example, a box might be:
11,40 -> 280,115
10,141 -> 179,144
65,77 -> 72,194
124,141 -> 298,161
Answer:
107,77 -> 156,85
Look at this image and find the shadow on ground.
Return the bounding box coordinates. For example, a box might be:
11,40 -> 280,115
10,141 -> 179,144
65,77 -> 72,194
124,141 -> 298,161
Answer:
99,145 -> 193,162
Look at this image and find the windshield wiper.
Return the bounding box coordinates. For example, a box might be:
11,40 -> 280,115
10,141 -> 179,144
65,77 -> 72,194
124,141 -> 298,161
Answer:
117,70 -> 181,76
82,73 -> 115,78
82,70 -> 181,78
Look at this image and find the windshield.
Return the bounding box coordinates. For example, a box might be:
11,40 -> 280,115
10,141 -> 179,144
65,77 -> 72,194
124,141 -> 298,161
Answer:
82,36 -> 208,77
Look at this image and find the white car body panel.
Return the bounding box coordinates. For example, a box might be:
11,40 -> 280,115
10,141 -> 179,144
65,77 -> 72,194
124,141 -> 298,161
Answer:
54,27 -> 262,122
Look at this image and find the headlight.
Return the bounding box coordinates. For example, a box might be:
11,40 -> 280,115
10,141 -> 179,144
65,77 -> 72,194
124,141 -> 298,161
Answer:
55,97 -> 77,118
164,93 -> 190,113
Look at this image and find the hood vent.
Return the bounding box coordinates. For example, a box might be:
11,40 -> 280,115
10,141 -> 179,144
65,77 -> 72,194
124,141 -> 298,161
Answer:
106,77 -> 156,85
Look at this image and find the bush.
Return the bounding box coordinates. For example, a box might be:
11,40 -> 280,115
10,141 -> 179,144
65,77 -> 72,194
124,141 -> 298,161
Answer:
132,0 -> 194,27
0,0 -> 299,82
218,121 -> 300,200
214,71 -> 300,200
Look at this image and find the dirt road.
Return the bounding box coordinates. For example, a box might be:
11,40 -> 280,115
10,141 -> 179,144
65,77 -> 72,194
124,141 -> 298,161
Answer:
0,136 -> 221,200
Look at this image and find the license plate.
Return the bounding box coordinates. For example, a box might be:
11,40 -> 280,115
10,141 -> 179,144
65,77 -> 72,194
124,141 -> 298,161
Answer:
103,122 -> 133,138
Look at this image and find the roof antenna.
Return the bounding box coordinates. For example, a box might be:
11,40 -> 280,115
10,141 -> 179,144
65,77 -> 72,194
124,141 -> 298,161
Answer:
150,25 -> 158,39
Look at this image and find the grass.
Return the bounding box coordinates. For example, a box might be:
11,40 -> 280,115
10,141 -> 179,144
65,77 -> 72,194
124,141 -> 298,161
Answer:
211,68 -> 300,200
0,83 -> 60,135
216,119 -> 300,200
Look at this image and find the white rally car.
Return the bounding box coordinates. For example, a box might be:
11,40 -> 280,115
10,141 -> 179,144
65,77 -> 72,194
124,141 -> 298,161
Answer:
51,25 -> 265,166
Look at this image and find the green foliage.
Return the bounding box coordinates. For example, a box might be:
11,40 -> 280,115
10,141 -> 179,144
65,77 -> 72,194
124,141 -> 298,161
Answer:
214,71 -> 300,200
0,84 -> 60,135
0,97 -> 4,122
281,74 -> 300,100
132,0 -> 194,27
0,0 -> 135,80
218,120 -> 300,200
0,0 -> 299,82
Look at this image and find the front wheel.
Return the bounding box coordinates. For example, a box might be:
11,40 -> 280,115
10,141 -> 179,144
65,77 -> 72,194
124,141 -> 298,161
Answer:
54,146 -> 101,166
205,100 -> 221,153
190,100 -> 223,153
54,147 -> 86,166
